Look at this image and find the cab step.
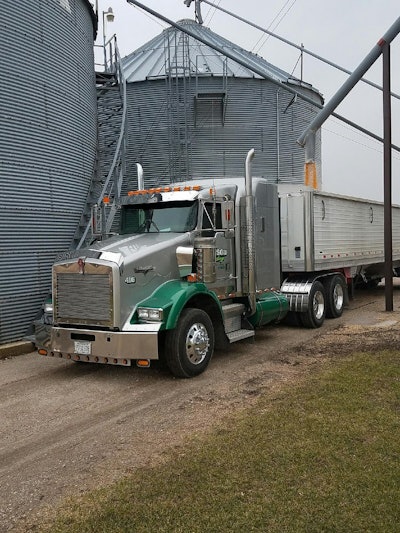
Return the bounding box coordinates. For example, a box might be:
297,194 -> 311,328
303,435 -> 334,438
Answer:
226,329 -> 255,343
222,303 -> 245,333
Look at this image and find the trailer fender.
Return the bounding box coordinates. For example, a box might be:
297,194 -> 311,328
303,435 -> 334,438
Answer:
280,278 -> 315,313
132,280 -> 222,330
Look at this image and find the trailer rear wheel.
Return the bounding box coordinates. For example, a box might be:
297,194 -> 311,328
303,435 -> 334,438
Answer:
325,274 -> 346,318
299,281 -> 326,329
165,308 -> 214,378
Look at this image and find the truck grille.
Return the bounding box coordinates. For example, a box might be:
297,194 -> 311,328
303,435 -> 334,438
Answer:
54,264 -> 113,327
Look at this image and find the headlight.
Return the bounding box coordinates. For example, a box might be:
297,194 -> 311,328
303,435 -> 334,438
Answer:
44,302 -> 54,314
137,308 -> 164,322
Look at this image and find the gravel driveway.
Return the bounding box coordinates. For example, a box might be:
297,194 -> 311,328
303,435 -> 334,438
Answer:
1,284 -> 400,532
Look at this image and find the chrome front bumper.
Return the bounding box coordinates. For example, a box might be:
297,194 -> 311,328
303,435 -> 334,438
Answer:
42,324 -> 162,366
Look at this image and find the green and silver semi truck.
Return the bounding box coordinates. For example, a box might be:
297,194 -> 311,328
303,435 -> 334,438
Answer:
38,150 -> 400,377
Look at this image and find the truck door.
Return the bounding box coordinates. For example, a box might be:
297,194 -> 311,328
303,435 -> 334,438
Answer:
202,201 -> 236,297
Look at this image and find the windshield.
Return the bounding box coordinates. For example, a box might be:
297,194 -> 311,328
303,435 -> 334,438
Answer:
120,201 -> 198,234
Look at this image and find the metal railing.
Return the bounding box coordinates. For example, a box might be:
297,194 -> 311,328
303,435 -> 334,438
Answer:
77,37 -> 127,249
94,34 -> 119,73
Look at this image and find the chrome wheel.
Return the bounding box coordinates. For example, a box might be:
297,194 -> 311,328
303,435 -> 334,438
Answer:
164,308 -> 215,378
299,281 -> 326,328
333,283 -> 344,312
313,290 -> 325,320
185,322 -> 210,365
325,274 -> 346,318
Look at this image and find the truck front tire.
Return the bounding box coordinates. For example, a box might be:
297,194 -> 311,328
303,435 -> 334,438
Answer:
165,308 -> 215,378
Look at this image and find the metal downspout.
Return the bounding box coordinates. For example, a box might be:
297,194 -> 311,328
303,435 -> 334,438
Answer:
245,148 -> 256,315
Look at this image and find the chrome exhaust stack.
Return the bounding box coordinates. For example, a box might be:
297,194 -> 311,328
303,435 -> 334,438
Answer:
136,163 -> 144,190
245,148 -> 256,315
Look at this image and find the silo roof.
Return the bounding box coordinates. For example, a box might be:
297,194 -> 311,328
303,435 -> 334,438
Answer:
121,18 -> 321,97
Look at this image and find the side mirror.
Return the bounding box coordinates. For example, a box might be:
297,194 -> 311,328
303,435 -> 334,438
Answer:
222,200 -> 235,238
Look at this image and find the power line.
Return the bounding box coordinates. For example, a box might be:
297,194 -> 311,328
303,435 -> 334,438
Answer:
251,0 -> 292,52
199,0 -> 400,102
253,0 -> 298,55
323,118 -> 400,161
203,0 -> 222,26
130,3 -> 166,28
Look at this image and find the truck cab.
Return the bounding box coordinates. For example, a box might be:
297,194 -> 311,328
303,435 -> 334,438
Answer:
38,177 -> 288,377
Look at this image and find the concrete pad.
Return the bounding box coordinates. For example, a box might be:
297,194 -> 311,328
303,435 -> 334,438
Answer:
0,341 -> 35,359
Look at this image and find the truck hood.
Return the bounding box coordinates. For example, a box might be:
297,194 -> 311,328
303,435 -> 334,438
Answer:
88,232 -> 194,328
87,232 -> 192,266
53,232 -> 195,331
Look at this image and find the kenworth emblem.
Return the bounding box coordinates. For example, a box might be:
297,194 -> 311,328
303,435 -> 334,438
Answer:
77,257 -> 85,275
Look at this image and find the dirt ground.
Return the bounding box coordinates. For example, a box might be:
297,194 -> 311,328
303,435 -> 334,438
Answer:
1,283 -> 400,532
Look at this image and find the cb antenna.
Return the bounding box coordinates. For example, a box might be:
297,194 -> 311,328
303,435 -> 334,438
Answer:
184,0 -> 203,24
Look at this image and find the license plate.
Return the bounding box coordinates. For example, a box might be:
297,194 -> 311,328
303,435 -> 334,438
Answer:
74,340 -> 91,355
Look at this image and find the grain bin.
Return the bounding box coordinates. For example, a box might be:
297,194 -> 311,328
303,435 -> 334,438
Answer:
118,19 -> 323,191
0,0 -> 97,343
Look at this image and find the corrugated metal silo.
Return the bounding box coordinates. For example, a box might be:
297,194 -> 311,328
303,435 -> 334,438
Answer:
118,19 -> 323,191
0,0 -> 97,343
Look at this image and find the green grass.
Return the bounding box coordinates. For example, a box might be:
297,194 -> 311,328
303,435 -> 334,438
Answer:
42,351 -> 400,533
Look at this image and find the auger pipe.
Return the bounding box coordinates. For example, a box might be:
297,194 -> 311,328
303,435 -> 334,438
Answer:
298,16 -> 400,147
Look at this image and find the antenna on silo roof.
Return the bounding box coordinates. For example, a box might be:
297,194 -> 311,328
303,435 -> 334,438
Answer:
183,0 -> 203,24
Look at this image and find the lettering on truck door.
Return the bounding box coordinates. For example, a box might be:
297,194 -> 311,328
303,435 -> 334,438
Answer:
202,202 -> 235,297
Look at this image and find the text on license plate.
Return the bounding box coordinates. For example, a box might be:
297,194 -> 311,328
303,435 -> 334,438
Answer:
74,340 -> 91,355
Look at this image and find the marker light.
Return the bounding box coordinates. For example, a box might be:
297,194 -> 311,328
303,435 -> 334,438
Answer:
137,359 -> 151,368
127,185 -> 202,196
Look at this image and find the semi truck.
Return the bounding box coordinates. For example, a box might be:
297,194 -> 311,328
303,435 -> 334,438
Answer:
38,150 -> 400,377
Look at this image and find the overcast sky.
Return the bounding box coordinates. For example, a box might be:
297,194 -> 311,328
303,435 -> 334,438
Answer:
95,0 -> 400,201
